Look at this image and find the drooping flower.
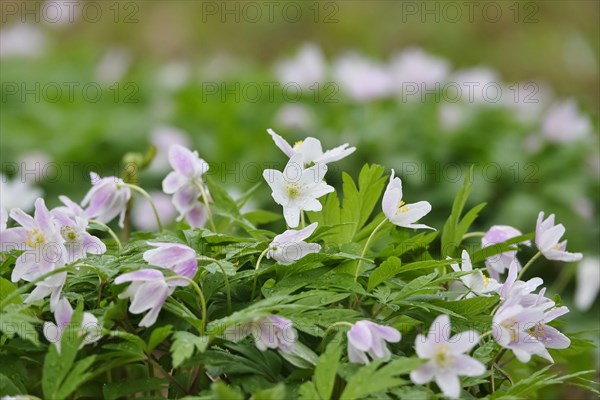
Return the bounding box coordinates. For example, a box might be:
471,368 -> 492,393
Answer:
25,272 -> 66,310
114,269 -> 176,327
382,169 -> 434,230
82,173 -> 131,228
5,198 -> 67,284
143,242 -> 198,283
449,250 -> 501,298
274,43 -> 325,89
267,222 -> 321,265
482,225 -> 530,279
162,144 -> 210,221
575,256 -> 600,311
263,153 -> 334,228
0,172 -> 42,212
410,315 -> 485,399
267,129 -> 356,166
535,212 -> 582,262
224,315 -> 297,353
43,298 -> 101,353
347,320 -> 401,364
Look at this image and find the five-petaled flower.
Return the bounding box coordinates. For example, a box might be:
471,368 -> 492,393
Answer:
346,320 -> 401,364
410,315 -> 485,399
382,169 -> 434,230
268,128 -> 356,166
82,173 -> 131,228
535,212 -> 582,262
267,222 -> 321,265
263,153 -> 334,228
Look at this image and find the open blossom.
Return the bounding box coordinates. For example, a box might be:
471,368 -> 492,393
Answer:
162,144 -> 210,221
347,320 -> 401,364
225,315 -> 297,353
536,212 -> 582,262
411,315 -> 485,399
267,222 -> 321,265
52,206 -> 106,264
268,129 -> 356,166
143,242 -> 198,284
4,198 -> 67,284
449,250 -> 501,298
82,173 -> 131,228
382,169 -> 434,230
263,153 -> 334,228
482,225 -> 530,279
43,298 -> 101,353
115,269 -> 178,327
575,256 -> 600,311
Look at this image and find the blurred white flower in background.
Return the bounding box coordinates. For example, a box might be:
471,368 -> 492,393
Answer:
332,53 -> 393,102
274,104 -> 315,131
19,150 -> 52,183
156,61 -> 191,91
390,47 -> 449,97
275,43 -> 326,89
450,67 -> 502,106
149,126 -> 192,173
42,0 -> 79,26
95,47 -> 132,85
0,173 -> 42,212
575,256 -> 600,311
505,81 -> 554,125
540,99 -> 592,144
0,24 -> 47,59
132,191 -> 177,231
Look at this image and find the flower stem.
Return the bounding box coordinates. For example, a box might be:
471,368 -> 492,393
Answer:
322,321 -> 353,341
0,266 -> 71,310
198,256 -> 232,314
194,182 -> 217,233
165,276 -> 207,336
122,183 -> 163,232
251,248 -> 271,300
300,211 -> 306,229
461,231 -> 486,240
89,219 -> 123,251
354,218 -> 388,282
517,251 -> 542,280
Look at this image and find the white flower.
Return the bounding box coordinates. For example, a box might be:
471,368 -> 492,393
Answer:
382,169 -> 434,230
267,222 -> 321,265
332,53 -> 393,102
0,173 -> 42,212
274,104 -> 315,131
0,23 -> 46,59
82,173 -> 131,228
450,67 -> 501,106
275,43 -> 325,89
575,256 -> 600,311
481,225 -> 530,279
541,99 -> 592,144
450,250 -> 501,298
43,298 -> 101,353
347,320 -> 401,364
262,154 -> 334,228
94,47 -> 132,85
390,47 -> 449,95
268,129 -> 356,166
535,212 -> 582,262
410,315 -> 485,399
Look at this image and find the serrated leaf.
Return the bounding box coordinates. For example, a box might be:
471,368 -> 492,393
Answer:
146,324 -> 173,353
315,335 -> 343,400
170,331 -> 210,368
368,256 -> 402,291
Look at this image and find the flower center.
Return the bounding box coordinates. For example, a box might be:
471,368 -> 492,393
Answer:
483,275 -> 490,288
396,200 -> 409,215
61,226 -> 80,243
433,344 -> 453,368
26,229 -> 45,248
286,183 -> 300,199
502,319 -> 519,342
527,323 -> 545,339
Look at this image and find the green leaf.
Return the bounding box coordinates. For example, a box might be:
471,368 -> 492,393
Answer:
441,165 -> 475,258
315,336 -> 343,400
170,331 -> 210,368
368,256 -> 402,291
211,381 -> 244,400
278,340 -> 319,369
253,383 -> 287,400
299,382 -> 321,400
0,310 -> 40,345
456,202 -> 487,240
146,324 -> 173,353
0,373 -> 22,396
103,377 -> 168,400
0,278 -> 20,305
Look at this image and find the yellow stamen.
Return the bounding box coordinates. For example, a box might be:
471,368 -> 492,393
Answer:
26,229 -> 45,248
286,183 -> 300,198
396,200 -> 409,215
433,344 -> 453,367
293,140 -> 303,150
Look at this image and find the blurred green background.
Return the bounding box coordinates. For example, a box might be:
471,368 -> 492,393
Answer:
1,1 -> 599,392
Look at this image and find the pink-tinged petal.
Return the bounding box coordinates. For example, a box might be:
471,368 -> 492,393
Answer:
318,143 -> 356,164
544,306 -> 569,323
348,342 -> 370,364
24,284 -> 54,305
283,206 -> 301,228
435,370 -> 461,399
130,280 -> 169,313
185,202 -> 208,228
9,208 -> 36,230
273,222 -> 318,244
1,207 -> 7,231
115,269 -> 165,284
162,171 -> 187,194
539,325 -> 570,349
267,128 -> 295,158
538,224 -> 566,251
451,354 -> 486,377
448,331 -> 480,354
366,321 -> 401,343
368,338 -> 391,359
544,248 -> 583,262
82,184 -> 113,217
172,185 -> 200,215
410,362 -> 435,384
347,321 -> 373,352
499,260 -> 519,298
169,144 -> 197,177
33,198 -> 53,231
138,287 -> 170,328
415,334 -> 434,358
54,298 -> 74,327
428,315 -> 451,344
1,227 -> 27,250
43,321 -> 61,346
